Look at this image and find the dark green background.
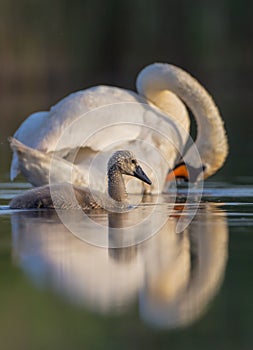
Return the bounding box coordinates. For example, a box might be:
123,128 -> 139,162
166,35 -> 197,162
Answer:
0,0 -> 253,181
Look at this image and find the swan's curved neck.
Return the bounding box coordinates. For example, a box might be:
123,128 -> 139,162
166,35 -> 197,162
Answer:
136,63 -> 228,178
107,165 -> 127,202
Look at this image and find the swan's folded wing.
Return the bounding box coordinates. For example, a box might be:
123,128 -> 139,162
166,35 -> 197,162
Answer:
14,87 -> 148,155
10,86 -> 147,179
11,111 -> 48,180
9,138 -> 88,187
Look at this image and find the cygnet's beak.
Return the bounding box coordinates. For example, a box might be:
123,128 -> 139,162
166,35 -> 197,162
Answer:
133,165 -> 152,185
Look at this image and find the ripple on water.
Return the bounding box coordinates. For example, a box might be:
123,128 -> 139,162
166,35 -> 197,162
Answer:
1,181 -> 253,223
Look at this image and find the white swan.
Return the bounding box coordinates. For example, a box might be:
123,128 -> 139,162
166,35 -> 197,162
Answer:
10,63 -> 228,193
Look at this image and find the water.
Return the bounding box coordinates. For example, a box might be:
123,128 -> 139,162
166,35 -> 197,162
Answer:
0,180 -> 253,350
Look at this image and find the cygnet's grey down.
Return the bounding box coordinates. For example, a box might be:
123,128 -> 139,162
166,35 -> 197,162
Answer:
9,150 -> 152,210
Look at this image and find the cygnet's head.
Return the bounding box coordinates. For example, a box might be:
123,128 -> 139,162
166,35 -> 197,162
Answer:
107,150 -> 152,185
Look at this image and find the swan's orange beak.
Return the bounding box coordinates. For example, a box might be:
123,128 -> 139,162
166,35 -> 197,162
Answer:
166,163 -> 189,182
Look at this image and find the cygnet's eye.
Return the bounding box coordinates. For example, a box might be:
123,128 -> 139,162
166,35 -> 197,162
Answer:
131,159 -> 137,165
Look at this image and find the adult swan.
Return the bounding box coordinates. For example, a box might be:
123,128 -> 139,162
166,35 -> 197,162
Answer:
9,63 -> 228,194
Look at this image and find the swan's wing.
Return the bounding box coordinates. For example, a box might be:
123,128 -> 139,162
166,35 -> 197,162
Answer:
10,83 -> 190,189
13,111 -> 48,142
9,138 -> 88,187
23,86 -> 148,154
11,84 -> 190,159
10,86 -> 147,179
10,111 -> 48,180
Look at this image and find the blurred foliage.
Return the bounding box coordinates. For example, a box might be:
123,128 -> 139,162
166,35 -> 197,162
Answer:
0,0 -> 253,177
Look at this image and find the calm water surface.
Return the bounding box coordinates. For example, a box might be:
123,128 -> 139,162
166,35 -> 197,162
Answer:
0,180 -> 253,350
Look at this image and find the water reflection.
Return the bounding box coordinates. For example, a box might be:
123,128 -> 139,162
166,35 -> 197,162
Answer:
140,204 -> 228,328
10,202 -> 228,328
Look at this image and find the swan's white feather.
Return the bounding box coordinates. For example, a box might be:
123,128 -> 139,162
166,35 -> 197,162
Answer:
10,86 -> 148,182
11,111 -> 48,180
9,62 -> 227,192
10,81 -> 189,193
25,86 -> 148,153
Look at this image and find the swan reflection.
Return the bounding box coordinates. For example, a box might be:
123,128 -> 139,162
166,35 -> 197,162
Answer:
11,202 -> 228,328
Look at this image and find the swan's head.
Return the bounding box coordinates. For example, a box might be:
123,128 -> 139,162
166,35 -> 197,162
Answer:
166,161 -> 206,183
166,139 -> 228,183
107,150 -> 152,185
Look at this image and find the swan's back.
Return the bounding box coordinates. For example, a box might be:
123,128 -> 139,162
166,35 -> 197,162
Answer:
9,183 -> 101,210
13,86 -> 147,153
